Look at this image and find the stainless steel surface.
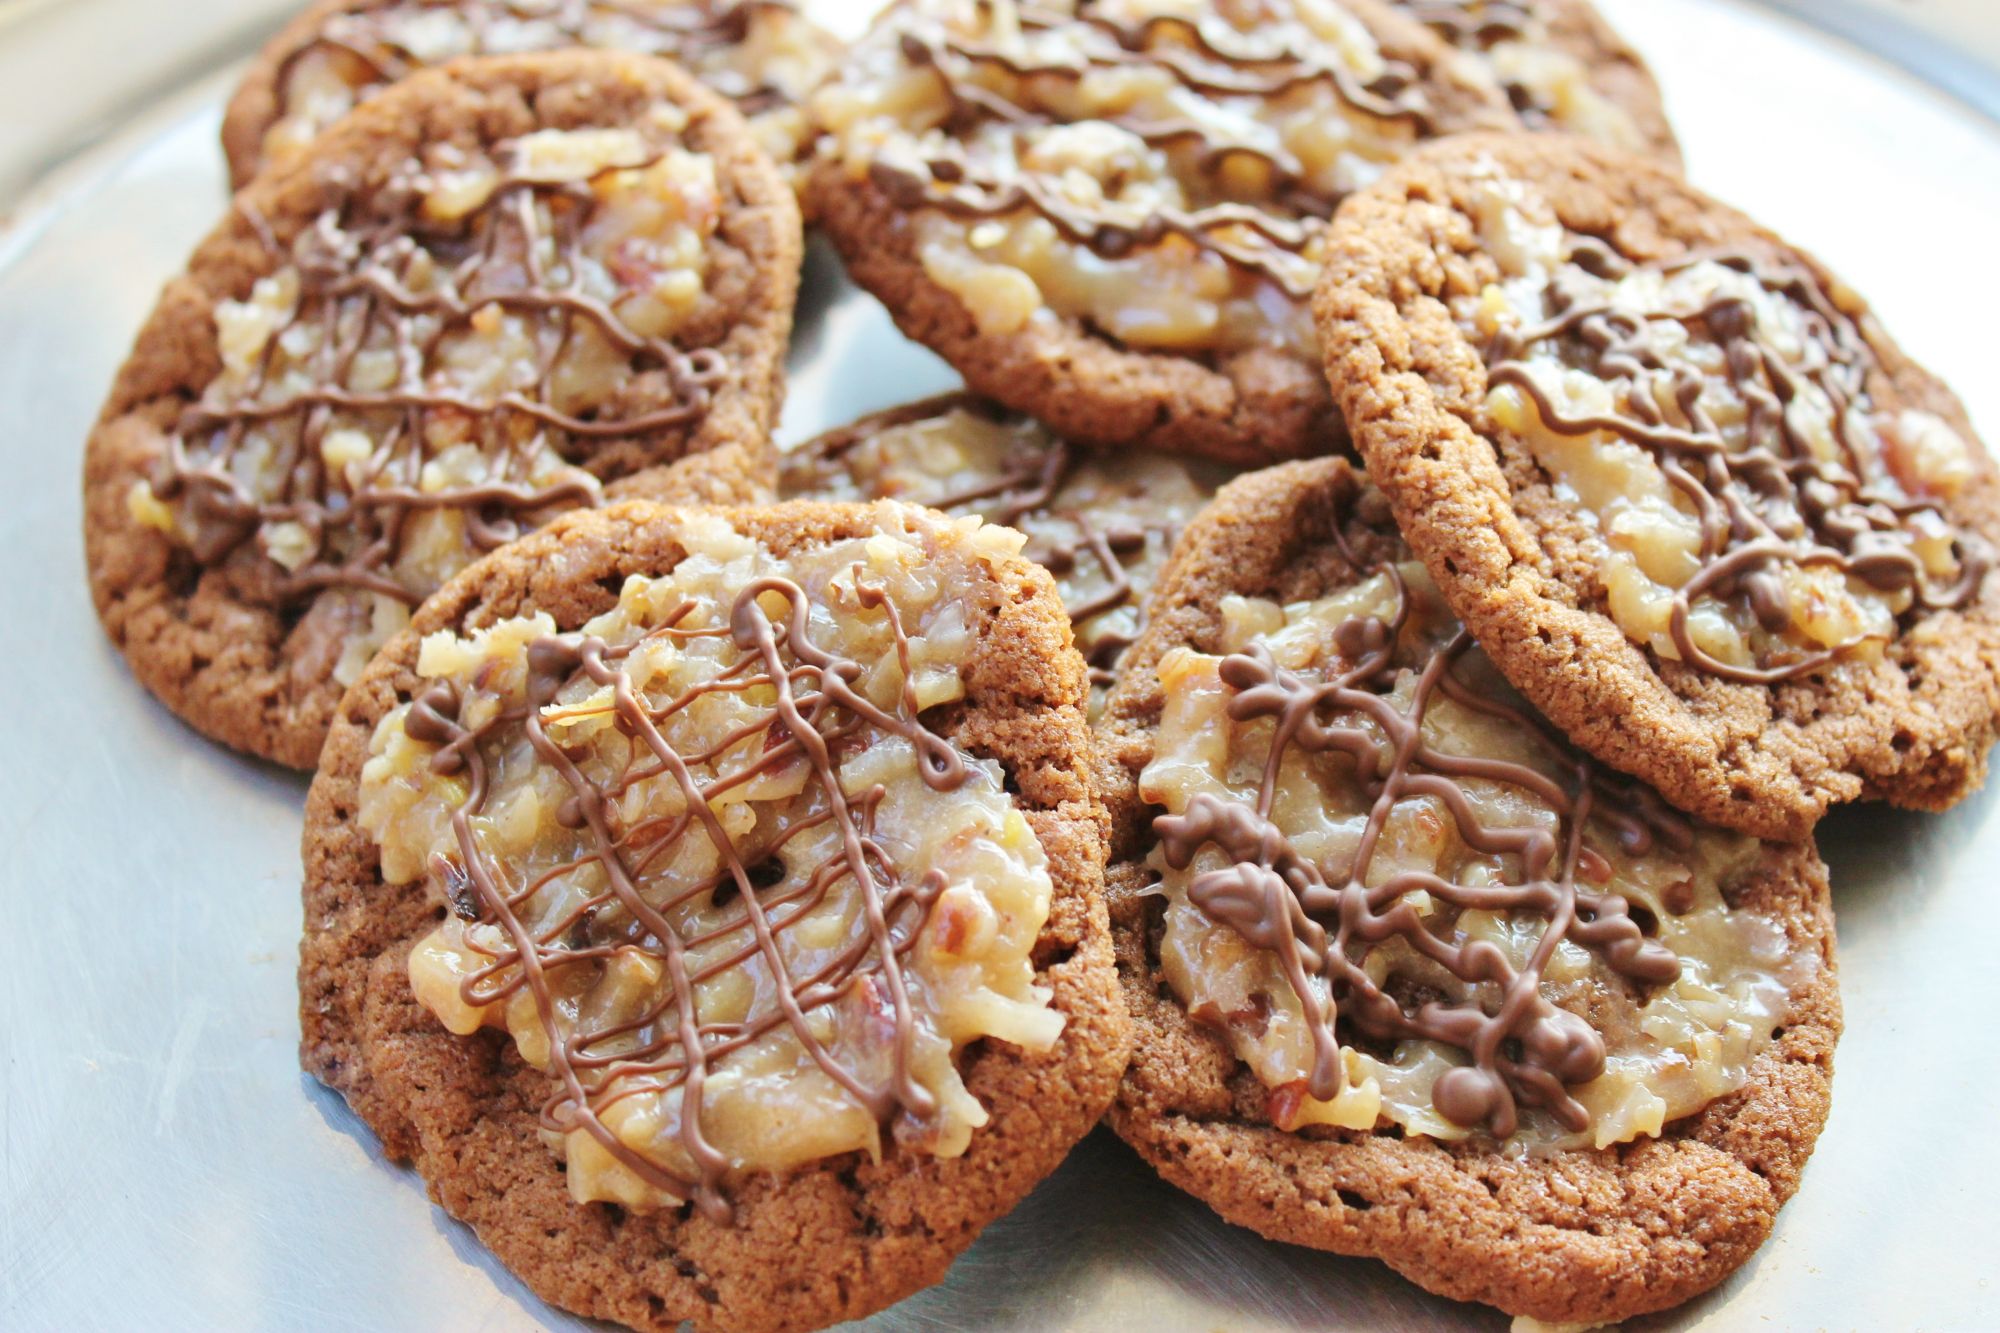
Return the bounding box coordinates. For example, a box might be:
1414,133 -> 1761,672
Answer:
4,1 -> 2000,1328
1750,0 -> 2000,126
0,0 -> 297,204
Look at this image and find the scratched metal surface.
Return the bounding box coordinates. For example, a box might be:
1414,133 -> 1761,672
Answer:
3,1 -> 1999,1328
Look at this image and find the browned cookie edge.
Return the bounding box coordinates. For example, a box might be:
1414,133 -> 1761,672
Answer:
220,0 -> 354,189
302,498 -> 1130,1333
1095,458 -> 1840,1325
805,0 -> 1518,467
1314,131 -> 2000,840
1536,0 -> 1684,167
90,50 -> 799,770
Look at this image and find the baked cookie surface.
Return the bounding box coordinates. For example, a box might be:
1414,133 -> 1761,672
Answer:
301,498 -> 1128,1333
223,0 -> 843,190
779,394 -> 1229,708
1316,134 -> 2000,840
805,0 -> 1519,465
1399,0 -> 1681,163
1097,458 -> 1839,1326
87,52 -> 799,769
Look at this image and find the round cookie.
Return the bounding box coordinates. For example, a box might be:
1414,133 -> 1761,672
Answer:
1315,133 -> 2000,840
1400,0 -> 1680,163
223,0 -> 843,191
779,393 -> 1231,707
805,0 -> 1520,466
1096,458 -> 1840,1326
301,498 -> 1129,1333
87,52 -> 800,770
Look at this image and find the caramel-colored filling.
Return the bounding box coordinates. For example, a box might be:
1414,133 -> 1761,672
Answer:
1141,563 -> 1803,1150
1458,168 -> 1984,682
130,121 -> 727,685
813,0 -> 1444,357
1409,0 -> 1649,151
780,405 -> 1224,710
362,512 -> 1062,1214
263,1 -> 838,178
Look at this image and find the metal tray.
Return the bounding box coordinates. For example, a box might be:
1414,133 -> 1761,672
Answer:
4,1 -> 1998,1327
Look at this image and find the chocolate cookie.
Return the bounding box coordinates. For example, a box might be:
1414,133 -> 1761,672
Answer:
300,498 -> 1128,1333
779,394 -> 1230,708
223,0 -> 843,191
1316,134 -> 2000,840
1399,0 -> 1680,164
1096,458 -> 1839,1325
805,0 -> 1520,466
87,52 -> 800,769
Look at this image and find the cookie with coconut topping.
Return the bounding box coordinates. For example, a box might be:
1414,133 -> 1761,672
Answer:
223,0 -> 843,190
1397,0 -> 1680,163
87,52 -> 800,769
1096,457 -> 1839,1326
1316,134 -> 2000,840
780,394 -> 1230,710
300,497 -> 1127,1333
805,0 -> 1518,465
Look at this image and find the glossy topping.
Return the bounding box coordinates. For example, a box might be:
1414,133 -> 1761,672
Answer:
1405,0 -> 1530,38
127,119 -> 732,687
780,400 -> 1226,704
1461,170 -> 1990,683
254,1 -> 840,181
1141,530 -> 1804,1148
1404,0 -> 1652,152
811,0 -> 1505,358
361,511 -> 1062,1217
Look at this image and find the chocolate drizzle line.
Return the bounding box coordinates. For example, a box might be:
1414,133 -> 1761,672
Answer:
404,575 -> 972,1220
788,410 -> 1193,686
1399,2 -> 1558,128
1403,0 -> 1532,47
1153,522 -> 1696,1138
1487,242 -> 1989,684
153,144 -> 726,606
866,1 -> 1435,299
278,1 -> 806,121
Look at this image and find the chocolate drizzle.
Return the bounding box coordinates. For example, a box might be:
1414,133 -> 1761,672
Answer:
902,437 -> 1155,682
278,0 -> 807,121
863,0 -> 1436,299
404,576 -> 972,1220
1399,2 -> 1564,128
1488,242 -> 1989,683
1404,0 -> 1533,47
782,405 -> 1214,687
152,143 -> 726,606
1153,532 -> 1696,1139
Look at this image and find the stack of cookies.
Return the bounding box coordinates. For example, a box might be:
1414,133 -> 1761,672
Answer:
79,2 -> 2000,1329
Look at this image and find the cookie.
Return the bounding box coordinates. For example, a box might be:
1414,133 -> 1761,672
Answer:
805,0 -> 1520,466
1315,134 -> 2000,840
87,52 -> 800,770
1096,457 -> 1839,1326
222,0 -> 843,191
1399,0 -> 1680,164
300,498 -> 1129,1333
779,393 -> 1229,709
